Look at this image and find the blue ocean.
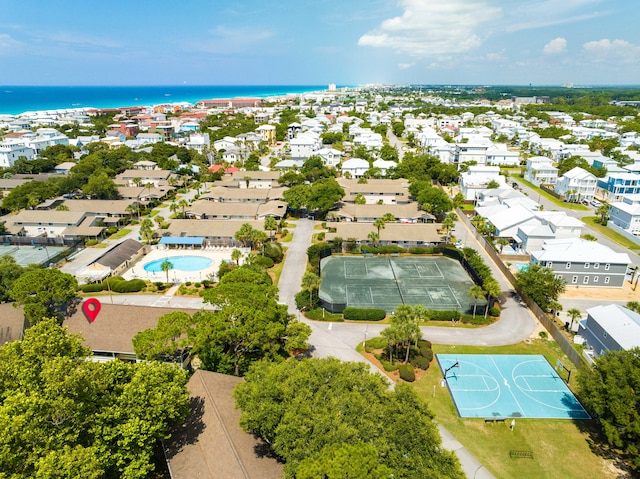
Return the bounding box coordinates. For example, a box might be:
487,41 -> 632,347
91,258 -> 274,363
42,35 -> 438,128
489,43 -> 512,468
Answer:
0,85 -> 327,115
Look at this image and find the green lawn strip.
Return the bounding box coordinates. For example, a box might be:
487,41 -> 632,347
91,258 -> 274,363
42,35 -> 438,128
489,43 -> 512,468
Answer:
581,216 -> 640,251
412,341 -> 608,479
270,253 -> 286,287
514,177 -> 589,211
108,228 -> 132,240
280,233 -> 293,242
149,210 -> 160,217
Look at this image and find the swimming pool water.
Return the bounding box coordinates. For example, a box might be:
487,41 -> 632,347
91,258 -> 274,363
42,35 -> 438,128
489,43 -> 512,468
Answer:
143,256 -> 213,272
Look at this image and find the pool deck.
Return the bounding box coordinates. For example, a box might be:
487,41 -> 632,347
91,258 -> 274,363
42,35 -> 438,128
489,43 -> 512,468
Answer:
121,246 -> 249,283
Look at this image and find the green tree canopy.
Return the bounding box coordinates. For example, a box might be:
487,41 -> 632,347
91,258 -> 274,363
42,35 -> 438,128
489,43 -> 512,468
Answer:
578,348 -> 640,469
9,268 -> 78,324
0,319 -> 190,479
234,357 -> 464,479
514,263 -> 566,311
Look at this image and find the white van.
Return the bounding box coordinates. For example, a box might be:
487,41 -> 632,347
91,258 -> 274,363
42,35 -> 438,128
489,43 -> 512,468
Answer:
590,199 -> 602,208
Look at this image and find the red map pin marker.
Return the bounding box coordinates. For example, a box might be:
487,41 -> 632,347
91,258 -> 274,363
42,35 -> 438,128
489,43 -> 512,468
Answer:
83,298 -> 102,323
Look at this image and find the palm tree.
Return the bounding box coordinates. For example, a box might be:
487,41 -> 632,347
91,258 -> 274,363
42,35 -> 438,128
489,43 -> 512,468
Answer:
231,248 -> 242,266
178,199 -> 189,219
161,259 -> 174,283
471,214 -> 485,231
140,218 -> 154,245
468,285 -> 485,319
483,279 -> 501,319
566,308 -> 582,331
264,216 -> 277,239
169,202 -> 179,218
596,203 -> 611,225
497,238 -> 510,253
368,231 -> 379,246
441,213 -> 456,243
154,215 -> 165,229
132,177 -> 142,187
626,301 -> 640,314
373,217 -> 386,236
301,271 -> 321,307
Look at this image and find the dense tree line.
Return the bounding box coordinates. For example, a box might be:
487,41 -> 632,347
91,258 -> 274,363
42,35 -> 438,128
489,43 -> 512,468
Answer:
134,266 -> 311,376
234,357 -> 464,479
0,319 -> 190,478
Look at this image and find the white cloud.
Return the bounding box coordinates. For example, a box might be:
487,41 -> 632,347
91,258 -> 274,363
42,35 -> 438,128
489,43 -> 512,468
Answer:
0,33 -> 23,54
358,0 -> 501,57
398,62 -> 415,69
582,38 -> 640,62
543,38 -> 567,55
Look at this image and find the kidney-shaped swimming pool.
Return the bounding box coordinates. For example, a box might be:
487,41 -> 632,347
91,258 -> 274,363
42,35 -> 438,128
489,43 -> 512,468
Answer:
143,256 -> 213,272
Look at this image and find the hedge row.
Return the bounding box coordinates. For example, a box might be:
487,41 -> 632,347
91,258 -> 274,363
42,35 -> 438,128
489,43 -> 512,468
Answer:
305,308 -> 344,322
461,247 -> 494,286
343,307 -> 387,321
80,277 -> 147,293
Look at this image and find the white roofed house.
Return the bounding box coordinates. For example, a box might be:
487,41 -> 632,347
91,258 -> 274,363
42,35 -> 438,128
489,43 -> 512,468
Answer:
531,238 -> 630,288
459,166 -> 507,201
290,131 -> 321,160
341,158 -> 370,179
554,167 -> 597,203
371,159 -> 397,177
454,136 -> 492,166
0,140 -> 35,167
577,304 -> 640,362
486,143 -> 520,166
524,156 -> 558,186
186,132 -> 210,153
608,194 -> 640,235
316,147 -> 343,167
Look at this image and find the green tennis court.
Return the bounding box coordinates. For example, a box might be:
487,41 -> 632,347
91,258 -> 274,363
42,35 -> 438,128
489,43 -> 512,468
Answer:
319,255 -> 483,313
0,244 -> 68,267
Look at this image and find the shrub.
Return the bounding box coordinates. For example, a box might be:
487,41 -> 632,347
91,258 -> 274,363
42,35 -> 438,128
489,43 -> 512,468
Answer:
194,282 -> 201,288
251,255 -> 274,269
85,239 -> 98,247
411,356 -> 431,370
539,331 -> 548,339
316,232 -> 325,241
398,364 -> 416,382
305,308 -> 343,322
488,306 -> 500,317
106,226 -> 118,235
153,281 -> 166,291
185,281 -> 192,286
201,279 -> 212,288
375,354 -> 398,372
295,290 -> 319,310
365,336 -> 388,350
81,283 -> 104,293
343,307 -> 387,321
420,349 -> 434,363
427,310 -> 461,322
110,278 -> 146,293
408,247 -> 435,255
361,245 -> 405,255
263,242 -> 284,263
417,339 -> 432,351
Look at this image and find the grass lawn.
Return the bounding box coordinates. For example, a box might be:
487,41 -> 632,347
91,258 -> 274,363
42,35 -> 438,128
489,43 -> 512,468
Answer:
515,177 -> 589,211
581,216 -> 640,251
270,253 -> 286,286
108,228 -> 132,240
280,232 -> 293,242
412,341 -> 619,479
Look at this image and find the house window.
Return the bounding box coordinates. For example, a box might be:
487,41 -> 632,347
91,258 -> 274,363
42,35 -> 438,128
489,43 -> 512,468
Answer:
548,262 -> 553,268
584,263 -> 589,269
604,277 -> 610,284
594,263 -> 599,269
605,264 -> 610,270
583,276 -> 589,284
594,276 -> 599,283
566,262 -> 571,269
572,275 -> 578,284
603,331 -> 608,339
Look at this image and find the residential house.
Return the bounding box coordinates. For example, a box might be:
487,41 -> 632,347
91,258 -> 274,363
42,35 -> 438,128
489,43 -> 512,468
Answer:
316,147 -> 343,167
290,131 -> 321,159
554,167 -> 597,203
256,124 -> 276,145
186,132 -> 210,153
486,143 -> 520,166
114,169 -> 176,188
454,137 -> 492,166
4,209 -> 105,240
598,172 -> 640,202
608,194 -> 640,235
524,156 -> 558,186
53,162 -> 76,174
229,171 -> 281,189
371,159 -> 397,176
325,222 -> 443,248
531,238 -> 630,288
577,304 -> 640,362
0,140 -> 35,168
459,166 -> 507,201
164,219 -> 266,247
338,178 -> 410,205
186,200 -> 287,220
341,158 -> 369,179
201,186 -> 285,203
331,203 -> 434,223
77,239 -> 145,283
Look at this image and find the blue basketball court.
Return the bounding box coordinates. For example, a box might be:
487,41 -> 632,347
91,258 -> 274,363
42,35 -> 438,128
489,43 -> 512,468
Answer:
436,354 -> 590,420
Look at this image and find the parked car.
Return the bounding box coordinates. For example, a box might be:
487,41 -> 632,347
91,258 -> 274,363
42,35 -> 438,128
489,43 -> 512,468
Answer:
591,199 -> 602,208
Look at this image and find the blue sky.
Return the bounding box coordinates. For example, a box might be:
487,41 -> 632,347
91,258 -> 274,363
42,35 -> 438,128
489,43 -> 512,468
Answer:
1,0 -> 639,86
